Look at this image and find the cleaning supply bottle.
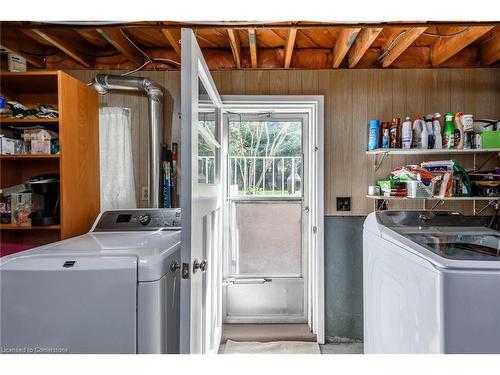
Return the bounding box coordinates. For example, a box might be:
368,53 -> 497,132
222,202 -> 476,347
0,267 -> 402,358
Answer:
425,114 -> 434,149
454,112 -> 464,149
390,118 -> 401,148
432,113 -> 443,149
421,117 -> 429,149
368,119 -> 380,150
381,122 -> 390,149
401,117 -> 412,149
443,112 -> 455,149
411,115 -> 423,148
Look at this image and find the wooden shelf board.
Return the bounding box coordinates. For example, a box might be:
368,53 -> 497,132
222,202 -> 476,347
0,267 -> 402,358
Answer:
366,148 -> 500,155
0,117 -> 59,124
0,70 -> 59,76
0,154 -> 60,159
366,195 -> 498,201
0,224 -> 61,230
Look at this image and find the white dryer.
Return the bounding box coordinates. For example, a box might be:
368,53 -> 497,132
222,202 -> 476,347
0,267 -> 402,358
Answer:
0,208 -> 181,354
363,210 -> 500,354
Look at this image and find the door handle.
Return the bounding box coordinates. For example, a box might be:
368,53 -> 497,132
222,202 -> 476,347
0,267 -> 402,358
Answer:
225,278 -> 272,285
193,259 -> 208,273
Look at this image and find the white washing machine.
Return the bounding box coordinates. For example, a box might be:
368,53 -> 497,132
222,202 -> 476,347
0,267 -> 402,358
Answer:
363,210 -> 500,354
0,208 -> 181,354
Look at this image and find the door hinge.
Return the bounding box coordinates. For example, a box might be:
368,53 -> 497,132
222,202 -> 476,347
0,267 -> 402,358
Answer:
182,263 -> 190,279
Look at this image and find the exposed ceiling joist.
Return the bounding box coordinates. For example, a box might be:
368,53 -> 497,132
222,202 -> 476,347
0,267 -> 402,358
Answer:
227,29 -> 242,69
430,26 -> 494,66
248,29 -> 258,68
480,30 -> 500,65
97,28 -> 143,65
348,27 -> 383,67
0,28 -> 46,68
284,28 -> 297,68
161,29 -> 181,57
332,28 -> 361,68
28,29 -> 93,68
381,27 -> 427,67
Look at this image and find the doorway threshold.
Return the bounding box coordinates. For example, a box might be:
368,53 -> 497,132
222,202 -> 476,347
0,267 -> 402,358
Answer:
221,323 -> 316,343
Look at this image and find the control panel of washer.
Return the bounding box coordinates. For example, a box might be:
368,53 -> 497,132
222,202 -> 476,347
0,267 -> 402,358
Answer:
92,208 -> 181,232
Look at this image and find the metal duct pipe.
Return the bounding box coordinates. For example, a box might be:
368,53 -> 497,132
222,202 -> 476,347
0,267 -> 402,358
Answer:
91,74 -> 164,208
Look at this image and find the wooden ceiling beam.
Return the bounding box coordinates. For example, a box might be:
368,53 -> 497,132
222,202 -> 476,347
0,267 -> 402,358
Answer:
0,28 -> 46,68
479,30 -> 500,65
97,28 -> 143,65
248,29 -> 258,68
348,27 -> 383,68
381,27 -> 427,67
332,28 -> 361,68
284,28 -> 297,68
227,29 -> 242,69
161,29 -> 181,57
430,26 -> 494,66
28,29 -> 93,68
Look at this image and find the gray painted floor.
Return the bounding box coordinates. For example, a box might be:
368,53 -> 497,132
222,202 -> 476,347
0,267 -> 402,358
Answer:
219,342 -> 364,354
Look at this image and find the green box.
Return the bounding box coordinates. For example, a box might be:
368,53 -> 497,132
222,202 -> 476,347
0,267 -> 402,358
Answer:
481,131 -> 500,149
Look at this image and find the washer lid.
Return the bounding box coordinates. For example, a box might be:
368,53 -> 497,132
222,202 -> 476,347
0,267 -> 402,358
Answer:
373,210 -> 500,270
0,230 -> 181,282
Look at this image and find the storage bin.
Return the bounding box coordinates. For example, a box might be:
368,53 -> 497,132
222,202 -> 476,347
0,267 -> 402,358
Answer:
481,131 -> 500,148
406,180 -> 435,198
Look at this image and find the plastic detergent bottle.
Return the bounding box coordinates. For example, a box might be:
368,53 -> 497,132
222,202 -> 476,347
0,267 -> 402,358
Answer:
401,117 -> 412,148
432,113 -> 443,149
454,112 -> 464,149
425,114 -> 434,149
411,115 -> 423,148
421,117 -> 429,149
368,119 -> 380,150
443,112 -> 455,149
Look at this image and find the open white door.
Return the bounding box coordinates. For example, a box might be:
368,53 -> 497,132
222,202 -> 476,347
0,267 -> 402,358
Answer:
180,28 -> 224,354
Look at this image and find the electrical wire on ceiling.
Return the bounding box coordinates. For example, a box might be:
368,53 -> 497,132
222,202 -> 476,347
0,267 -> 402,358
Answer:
19,49 -> 61,57
378,26 -> 476,63
422,27 -> 472,37
119,29 -> 156,71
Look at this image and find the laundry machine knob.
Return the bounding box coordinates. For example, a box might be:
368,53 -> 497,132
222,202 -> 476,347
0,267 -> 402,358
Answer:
139,214 -> 151,225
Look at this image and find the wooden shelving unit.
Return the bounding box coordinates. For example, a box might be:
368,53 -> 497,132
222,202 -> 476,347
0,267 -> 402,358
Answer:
0,154 -> 60,159
0,117 -> 59,124
1,70 -> 100,251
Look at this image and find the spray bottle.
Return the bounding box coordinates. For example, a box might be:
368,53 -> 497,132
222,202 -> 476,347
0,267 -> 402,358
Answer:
454,112 -> 464,149
421,117 -> 429,149
432,113 -> 443,149
402,117 -> 412,149
412,115 -> 423,149
425,114 -> 434,149
443,112 -> 455,149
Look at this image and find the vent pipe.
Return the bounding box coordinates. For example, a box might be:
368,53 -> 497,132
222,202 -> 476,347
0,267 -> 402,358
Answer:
90,74 -> 164,208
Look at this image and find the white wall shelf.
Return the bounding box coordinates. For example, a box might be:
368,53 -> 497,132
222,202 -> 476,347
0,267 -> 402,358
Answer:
366,195 -> 500,215
367,148 -> 500,171
366,148 -> 500,155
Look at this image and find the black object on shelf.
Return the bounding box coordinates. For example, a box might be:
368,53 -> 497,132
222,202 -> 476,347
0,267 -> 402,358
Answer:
27,173 -> 60,226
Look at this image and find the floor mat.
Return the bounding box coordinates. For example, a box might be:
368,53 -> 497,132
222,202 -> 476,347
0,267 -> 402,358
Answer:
223,340 -> 321,354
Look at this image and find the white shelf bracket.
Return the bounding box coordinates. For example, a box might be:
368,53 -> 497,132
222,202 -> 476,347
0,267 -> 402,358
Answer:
474,199 -> 500,216
430,199 -> 445,210
374,152 -> 388,171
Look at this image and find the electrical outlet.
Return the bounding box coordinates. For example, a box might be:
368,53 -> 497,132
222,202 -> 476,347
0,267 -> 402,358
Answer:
337,197 -> 351,211
141,187 -> 149,201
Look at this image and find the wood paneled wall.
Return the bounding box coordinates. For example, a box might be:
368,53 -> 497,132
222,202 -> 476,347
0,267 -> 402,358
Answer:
67,68 -> 500,215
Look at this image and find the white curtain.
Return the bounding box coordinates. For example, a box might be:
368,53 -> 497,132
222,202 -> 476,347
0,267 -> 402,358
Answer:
99,107 -> 137,210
